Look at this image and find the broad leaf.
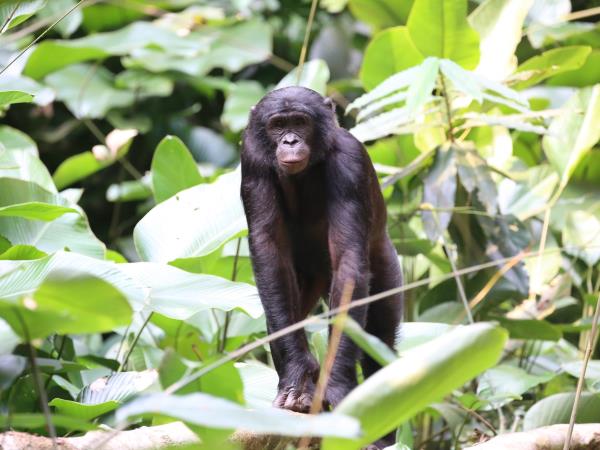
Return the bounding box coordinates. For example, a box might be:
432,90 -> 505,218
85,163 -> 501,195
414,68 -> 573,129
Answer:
562,210 -> 600,266
0,179 -> 104,258
45,64 -> 135,119
523,393 -> 600,430
0,273 -> 132,339
322,323 -> 507,449
222,81 -> 266,132
477,365 -> 554,409
0,202 -> 77,221
543,85 -> 600,186
134,168 -> 247,263
276,59 -> 331,95
0,90 -> 33,107
151,136 -> 203,203
116,392 -> 361,439
119,262 -> 262,319
469,0 -> 534,80
348,0 -> 413,30
514,46 -> 592,89
360,27 -> 424,90
407,0 -> 480,69
422,146 -> 457,241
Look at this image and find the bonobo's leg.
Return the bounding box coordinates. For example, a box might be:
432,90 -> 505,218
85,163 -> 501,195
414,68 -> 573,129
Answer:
364,236 -> 403,449
323,145 -> 371,408
325,248 -> 369,408
242,175 -> 319,413
363,236 -> 402,378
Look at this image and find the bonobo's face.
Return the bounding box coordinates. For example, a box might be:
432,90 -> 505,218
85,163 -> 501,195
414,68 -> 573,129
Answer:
266,111 -> 314,175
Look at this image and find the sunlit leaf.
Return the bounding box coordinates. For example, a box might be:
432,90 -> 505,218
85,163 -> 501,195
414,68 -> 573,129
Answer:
469,0 -> 534,80
322,323 -> 507,449
134,168 -> 247,263
543,85 -> 600,186
407,0 -> 480,69
116,392 -> 361,438
151,136 -> 203,203
422,145 -> 457,241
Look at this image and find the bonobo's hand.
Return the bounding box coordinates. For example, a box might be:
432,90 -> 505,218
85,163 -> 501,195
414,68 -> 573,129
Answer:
273,354 -> 320,413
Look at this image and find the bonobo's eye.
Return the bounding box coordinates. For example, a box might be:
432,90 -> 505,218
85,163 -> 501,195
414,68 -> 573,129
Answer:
268,117 -> 286,130
290,115 -> 308,127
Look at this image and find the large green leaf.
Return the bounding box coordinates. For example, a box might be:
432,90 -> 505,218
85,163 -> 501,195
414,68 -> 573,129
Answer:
0,273 -> 132,339
0,142 -> 56,192
116,392 -> 361,439
543,85 -> 600,186
422,146 -> 457,241
0,91 -> 33,107
523,393 -> 600,430
45,64 -> 135,119
276,59 -> 331,95
0,0 -> 46,32
0,179 -> 104,258
221,81 -> 266,132
360,27 -> 424,91
407,0 -> 480,69
0,202 -> 77,221
24,21 -> 195,79
119,263 -> 262,319
348,0 -> 413,30
0,252 -> 147,312
151,136 -> 203,203
0,75 -> 54,106
134,168 -> 247,263
562,210 -> 600,266
514,46 -> 592,89
477,365 -> 554,409
122,19 -> 272,77
322,323 -> 507,449
0,125 -> 38,156
468,0 -> 534,81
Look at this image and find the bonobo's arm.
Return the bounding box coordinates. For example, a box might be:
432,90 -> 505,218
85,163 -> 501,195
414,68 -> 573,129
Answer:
240,139 -> 318,412
325,129 -> 372,405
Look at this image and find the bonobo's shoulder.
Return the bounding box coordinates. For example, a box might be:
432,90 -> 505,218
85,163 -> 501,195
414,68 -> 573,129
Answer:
332,127 -> 367,155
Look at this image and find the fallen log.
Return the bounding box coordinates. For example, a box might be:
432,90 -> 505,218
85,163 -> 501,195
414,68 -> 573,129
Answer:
1,422 -> 599,450
465,424 -> 600,450
0,421 -> 305,450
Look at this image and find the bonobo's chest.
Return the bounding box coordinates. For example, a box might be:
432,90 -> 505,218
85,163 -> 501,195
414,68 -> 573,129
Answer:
278,165 -> 328,240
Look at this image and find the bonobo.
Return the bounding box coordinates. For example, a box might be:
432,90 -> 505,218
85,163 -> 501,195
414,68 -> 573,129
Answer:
241,86 -> 402,413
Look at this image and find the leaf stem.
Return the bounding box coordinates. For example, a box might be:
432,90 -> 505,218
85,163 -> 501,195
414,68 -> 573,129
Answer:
564,292 -> 600,450
296,0 -> 319,85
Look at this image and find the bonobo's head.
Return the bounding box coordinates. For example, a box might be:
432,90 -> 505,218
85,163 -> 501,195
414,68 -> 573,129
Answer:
245,86 -> 337,175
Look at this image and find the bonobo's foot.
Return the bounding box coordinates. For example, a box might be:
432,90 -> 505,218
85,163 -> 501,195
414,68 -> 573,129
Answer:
273,355 -> 319,413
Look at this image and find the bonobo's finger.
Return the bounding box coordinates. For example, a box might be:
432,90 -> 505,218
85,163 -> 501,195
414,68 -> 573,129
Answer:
283,388 -> 302,411
297,392 -> 313,412
273,389 -> 289,408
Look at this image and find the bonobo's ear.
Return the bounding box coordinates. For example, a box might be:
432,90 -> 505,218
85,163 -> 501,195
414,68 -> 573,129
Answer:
323,97 -> 336,114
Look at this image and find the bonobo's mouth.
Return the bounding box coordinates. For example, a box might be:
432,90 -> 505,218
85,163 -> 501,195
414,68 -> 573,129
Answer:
278,158 -> 308,174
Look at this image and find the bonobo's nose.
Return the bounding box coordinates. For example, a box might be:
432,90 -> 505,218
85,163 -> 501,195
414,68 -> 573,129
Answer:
282,133 -> 298,146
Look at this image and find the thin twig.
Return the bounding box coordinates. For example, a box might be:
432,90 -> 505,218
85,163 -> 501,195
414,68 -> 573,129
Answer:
14,308 -> 57,449
118,312 -> 154,372
432,207 -> 473,323
562,6 -> 600,21
296,0 -> 319,84
0,2 -> 21,34
298,281 -> 355,450
0,0 -> 88,76
219,238 -> 242,353
563,292 -> 600,450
